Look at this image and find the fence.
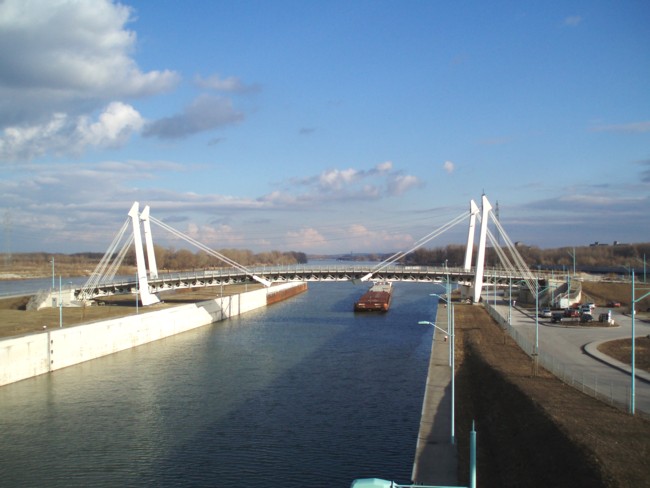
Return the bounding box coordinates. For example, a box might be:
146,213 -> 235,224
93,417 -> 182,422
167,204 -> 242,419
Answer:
484,302 -> 647,418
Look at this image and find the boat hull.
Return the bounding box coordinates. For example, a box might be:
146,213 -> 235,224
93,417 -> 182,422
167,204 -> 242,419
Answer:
354,282 -> 393,312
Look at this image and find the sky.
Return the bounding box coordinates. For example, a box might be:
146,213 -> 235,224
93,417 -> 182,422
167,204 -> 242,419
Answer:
0,0 -> 649,257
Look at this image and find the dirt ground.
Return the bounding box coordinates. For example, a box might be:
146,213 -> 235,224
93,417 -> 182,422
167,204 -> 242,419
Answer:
599,337 -> 650,373
0,284 -> 262,339
453,304 -> 650,488
581,279 -> 650,312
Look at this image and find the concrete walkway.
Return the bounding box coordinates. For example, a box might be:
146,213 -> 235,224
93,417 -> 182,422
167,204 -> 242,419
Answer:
411,306 -> 457,485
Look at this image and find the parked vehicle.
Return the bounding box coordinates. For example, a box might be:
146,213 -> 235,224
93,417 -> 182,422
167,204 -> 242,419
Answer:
564,308 -> 580,318
540,308 -> 552,318
607,301 -> 621,307
580,313 -> 593,323
551,312 -> 563,323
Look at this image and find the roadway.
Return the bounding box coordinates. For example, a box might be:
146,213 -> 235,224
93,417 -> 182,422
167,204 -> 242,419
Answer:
490,297 -> 650,415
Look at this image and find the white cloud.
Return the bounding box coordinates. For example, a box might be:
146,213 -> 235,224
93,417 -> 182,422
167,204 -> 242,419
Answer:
275,161 -> 423,206
143,95 -> 244,140
195,74 -> 260,94
0,0 -> 179,128
590,121 -> 650,133
342,223 -> 413,251
0,102 -> 144,160
387,174 -> 421,195
376,161 -> 393,173
563,15 -> 583,26
285,228 -> 327,249
443,161 -> 455,174
319,168 -> 360,190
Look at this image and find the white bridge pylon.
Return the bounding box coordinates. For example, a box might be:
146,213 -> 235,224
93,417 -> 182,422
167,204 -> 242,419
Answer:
128,203 -> 160,306
473,195 -> 492,304
129,202 -> 272,306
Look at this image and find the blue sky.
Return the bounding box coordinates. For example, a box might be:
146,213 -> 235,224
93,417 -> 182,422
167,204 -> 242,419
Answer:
0,0 -> 648,256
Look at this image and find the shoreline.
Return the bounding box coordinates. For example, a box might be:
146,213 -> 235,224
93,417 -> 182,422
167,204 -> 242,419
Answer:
0,282 -> 307,387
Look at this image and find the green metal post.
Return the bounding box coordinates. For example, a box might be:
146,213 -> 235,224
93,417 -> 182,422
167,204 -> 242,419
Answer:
508,277 -> 512,325
451,302 -> 455,445
631,271 -> 635,415
470,421 -> 477,488
136,273 -> 139,314
58,275 -> 62,328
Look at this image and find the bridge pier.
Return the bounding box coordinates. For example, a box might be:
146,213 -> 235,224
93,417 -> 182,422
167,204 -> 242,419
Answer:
463,200 -> 480,271
128,202 -> 160,306
471,195 -> 492,303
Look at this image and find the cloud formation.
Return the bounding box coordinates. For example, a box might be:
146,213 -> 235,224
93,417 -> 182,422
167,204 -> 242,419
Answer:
590,121 -> 650,133
143,95 -> 244,140
195,74 -> 260,94
0,0 -> 178,127
443,161 -> 455,174
272,161 -> 421,203
563,15 -> 583,26
0,102 -> 144,160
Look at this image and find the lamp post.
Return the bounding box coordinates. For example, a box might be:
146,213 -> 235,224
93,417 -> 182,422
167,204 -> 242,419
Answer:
534,280 -> 540,375
58,275 -> 62,328
630,270 -> 650,415
419,293 -> 455,445
533,280 -> 553,376
568,247 -> 576,276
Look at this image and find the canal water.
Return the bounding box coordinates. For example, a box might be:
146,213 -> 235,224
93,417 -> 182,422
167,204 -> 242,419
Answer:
0,280 -> 442,487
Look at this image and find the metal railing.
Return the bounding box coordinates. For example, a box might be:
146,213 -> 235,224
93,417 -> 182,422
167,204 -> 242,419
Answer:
484,302 -> 647,418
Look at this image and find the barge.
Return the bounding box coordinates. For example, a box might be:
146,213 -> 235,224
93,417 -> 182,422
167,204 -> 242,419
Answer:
354,281 -> 393,312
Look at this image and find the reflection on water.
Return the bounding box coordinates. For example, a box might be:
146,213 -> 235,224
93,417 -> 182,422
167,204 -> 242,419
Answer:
0,281 -> 440,487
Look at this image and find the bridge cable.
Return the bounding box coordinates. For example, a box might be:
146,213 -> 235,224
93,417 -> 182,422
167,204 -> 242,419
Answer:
360,210 -> 469,280
148,216 -> 272,287
104,233 -> 134,282
79,218 -> 131,300
483,210 -> 537,294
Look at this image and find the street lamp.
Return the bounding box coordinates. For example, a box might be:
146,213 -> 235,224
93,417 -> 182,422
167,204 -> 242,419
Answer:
630,270 -> 650,415
419,293 -> 455,445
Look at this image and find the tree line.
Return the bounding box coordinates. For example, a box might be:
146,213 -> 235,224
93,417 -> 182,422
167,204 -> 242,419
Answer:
2,242 -> 648,275
1,247 -> 308,274
404,242 -> 650,271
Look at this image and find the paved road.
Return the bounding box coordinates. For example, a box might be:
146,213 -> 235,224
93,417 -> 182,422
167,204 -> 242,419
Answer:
491,299 -> 650,415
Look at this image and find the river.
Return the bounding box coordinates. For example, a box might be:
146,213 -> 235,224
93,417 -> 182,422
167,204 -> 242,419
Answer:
0,280 -> 442,487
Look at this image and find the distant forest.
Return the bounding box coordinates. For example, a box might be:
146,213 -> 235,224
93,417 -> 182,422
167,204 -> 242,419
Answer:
2,246 -> 308,274
2,243 -> 649,275
336,242 -> 650,272
403,242 -> 650,272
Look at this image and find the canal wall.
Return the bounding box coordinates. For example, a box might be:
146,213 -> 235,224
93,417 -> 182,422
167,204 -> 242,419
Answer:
0,282 -> 307,387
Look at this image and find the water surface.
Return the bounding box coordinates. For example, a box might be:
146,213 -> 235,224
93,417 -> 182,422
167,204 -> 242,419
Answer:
0,281 -> 440,487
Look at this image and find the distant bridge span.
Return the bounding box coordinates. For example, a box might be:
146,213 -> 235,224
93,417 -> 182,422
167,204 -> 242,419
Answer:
65,194 -> 548,307
72,264 -> 536,302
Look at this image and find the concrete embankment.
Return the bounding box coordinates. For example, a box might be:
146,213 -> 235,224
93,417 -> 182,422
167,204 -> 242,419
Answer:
0,282 -> 307,387
411,304 -> 457,485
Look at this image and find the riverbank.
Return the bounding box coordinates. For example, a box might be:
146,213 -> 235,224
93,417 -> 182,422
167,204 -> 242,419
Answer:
453,303 -> 650,487
0,282 -> 307,387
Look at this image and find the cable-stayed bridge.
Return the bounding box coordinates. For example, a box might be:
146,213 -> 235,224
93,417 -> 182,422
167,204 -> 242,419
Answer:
54,194 -> 550,308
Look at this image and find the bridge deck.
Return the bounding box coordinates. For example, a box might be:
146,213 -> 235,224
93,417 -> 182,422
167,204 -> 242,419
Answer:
75,265 -> 544,301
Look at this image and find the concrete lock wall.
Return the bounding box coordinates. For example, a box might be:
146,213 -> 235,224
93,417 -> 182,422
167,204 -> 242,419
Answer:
0,282 -> 305,387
